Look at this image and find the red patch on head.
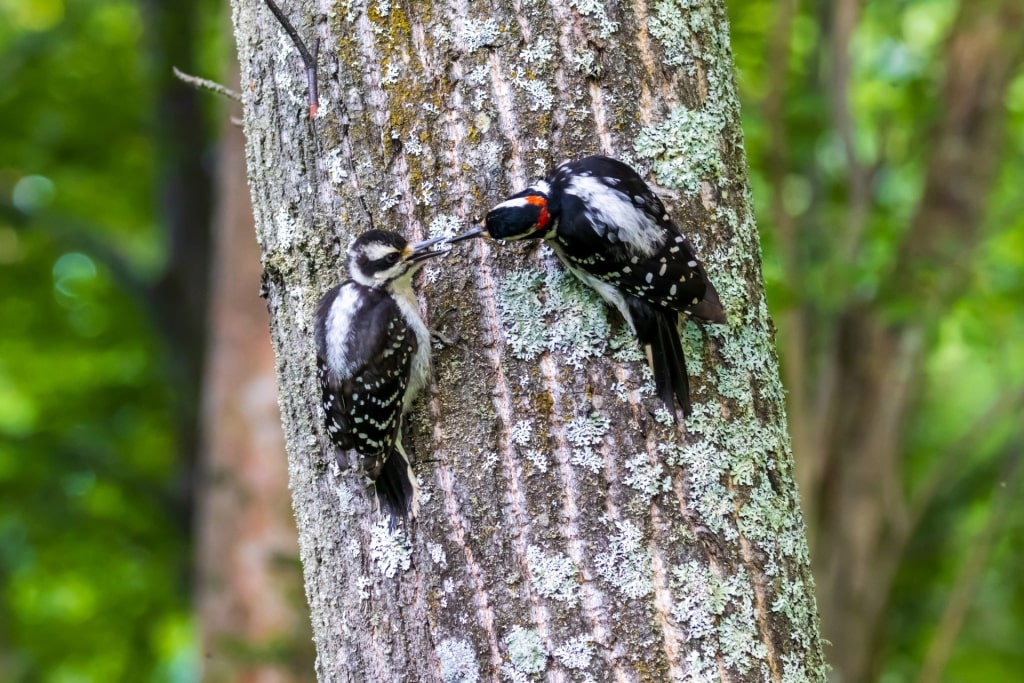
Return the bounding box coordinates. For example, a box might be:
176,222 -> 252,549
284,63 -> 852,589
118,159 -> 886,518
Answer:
524,195 -> 550,230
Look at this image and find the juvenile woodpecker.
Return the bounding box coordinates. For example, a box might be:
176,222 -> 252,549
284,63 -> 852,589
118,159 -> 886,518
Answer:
450,155 -> 727,416
314,230 -> 446,523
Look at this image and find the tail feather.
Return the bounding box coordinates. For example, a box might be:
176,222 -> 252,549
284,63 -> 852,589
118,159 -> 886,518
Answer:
689,279 -> 727,324
654,312 -> 691,416
374,440 -> 420,527
629,298 -> 691,417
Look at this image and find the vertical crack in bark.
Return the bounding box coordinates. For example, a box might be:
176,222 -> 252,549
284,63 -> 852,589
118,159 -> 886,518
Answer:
411,558 -> 447,682
440,74 -> 561,676
470,238 -> 562,677
736,524 -> 783,682
539,355 -> 631,681
432,99 -> 510,677
508,0 -> 534,44
597,366 -> 631,523
629,0 -> 677,116
362,523 -> 396,679
648,512 -> 687,681
488,51 -> 528,187
587,81 -> 615,155
433,455 -> 505,680
354,3 -> 389,135
546,0 -> 581,156
547,0 -> 615,155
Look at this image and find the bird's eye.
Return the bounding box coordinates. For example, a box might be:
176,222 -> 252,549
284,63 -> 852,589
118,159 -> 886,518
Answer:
384,252 -> 400,265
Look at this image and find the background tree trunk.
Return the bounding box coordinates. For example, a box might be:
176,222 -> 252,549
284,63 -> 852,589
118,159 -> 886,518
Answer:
229,0 -> 826,679
195,63 -> 315,682
776,3 -> 1024,679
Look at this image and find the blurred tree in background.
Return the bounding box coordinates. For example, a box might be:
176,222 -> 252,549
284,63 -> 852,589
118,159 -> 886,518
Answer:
1,0 -> 310,681
0,0 -> 215,678
731,0 -> 1024,680
1,0 -> 1021,681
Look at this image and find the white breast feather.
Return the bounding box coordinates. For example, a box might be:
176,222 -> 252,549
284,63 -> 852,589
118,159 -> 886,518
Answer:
548,242 -> 635,333
566,175 -> 665,257
325,283 -> 362,379
389,278 -> 431,410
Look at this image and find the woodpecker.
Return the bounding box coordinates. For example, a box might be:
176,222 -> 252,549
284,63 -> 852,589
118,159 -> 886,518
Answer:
314,230 -> 447,523
450,155 -> 727,416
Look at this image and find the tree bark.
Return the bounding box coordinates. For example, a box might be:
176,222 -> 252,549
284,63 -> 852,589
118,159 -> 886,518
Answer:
229,0 -> 825,680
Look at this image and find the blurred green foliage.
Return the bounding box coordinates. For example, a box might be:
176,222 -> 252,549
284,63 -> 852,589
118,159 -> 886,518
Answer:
0,0 -> 221,680
731,0 -> 1024,679
1,0 -> 1021,681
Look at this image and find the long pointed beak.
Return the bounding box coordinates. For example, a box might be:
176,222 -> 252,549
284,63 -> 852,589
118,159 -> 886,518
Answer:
407,236 -> 449,262
446,227 -> 487,244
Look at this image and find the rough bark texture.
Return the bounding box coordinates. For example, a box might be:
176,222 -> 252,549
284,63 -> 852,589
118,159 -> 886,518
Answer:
196,76 -> 315,682
230,0 -> 825,680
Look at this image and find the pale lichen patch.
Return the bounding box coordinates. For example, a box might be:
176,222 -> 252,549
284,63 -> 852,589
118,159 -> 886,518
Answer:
671,562 -> 766,674
427,214 -> 465,239
428,542 -> 448,568
525,448 -> 549,473
510,420 -> 533,446
368,519 -> 411,578
569,0 -> 620,39
504,627 -> 547,676
526,545 -> 580,604
437,637 -> 481,683
496,266 -> 612,367
553,635 -> 595,670
565,412 -> 610,473
459,18 -> 501,52
623,452 -> 670,501
519,36 -> 554,65
594,520 -> 653,599
635,106 -> 727,196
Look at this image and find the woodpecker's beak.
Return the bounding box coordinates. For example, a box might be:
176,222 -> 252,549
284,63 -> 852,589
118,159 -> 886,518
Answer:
406,236 -> 449,263
446,227 -> 487,244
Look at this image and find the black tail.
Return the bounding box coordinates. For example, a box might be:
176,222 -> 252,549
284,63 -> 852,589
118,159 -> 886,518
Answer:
374,440 -> 420,527
628,298 -> 691,417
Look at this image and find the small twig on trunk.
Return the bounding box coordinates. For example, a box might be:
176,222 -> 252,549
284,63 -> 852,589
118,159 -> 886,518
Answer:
261,0 -> 319,118
172,67 -> 242,101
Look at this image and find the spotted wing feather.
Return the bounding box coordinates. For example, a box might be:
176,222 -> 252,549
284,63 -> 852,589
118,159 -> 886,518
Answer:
551,161 -> 724,321
314,282 -> 415,468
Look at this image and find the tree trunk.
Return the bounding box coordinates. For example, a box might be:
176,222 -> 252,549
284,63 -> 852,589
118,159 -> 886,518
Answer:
229,0 -> 826,680
195,63 -> 315,682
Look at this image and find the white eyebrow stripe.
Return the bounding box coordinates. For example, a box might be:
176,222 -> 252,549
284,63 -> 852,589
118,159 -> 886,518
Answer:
493,196 -> 537,211
364,243 -> 400,260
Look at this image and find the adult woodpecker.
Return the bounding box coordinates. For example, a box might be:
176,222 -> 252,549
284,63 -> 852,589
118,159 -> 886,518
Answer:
450,155 -> 727,416
314,230 -> 447,523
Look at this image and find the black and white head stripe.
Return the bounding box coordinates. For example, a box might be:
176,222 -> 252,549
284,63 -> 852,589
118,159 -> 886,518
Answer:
485,189 -> 552,241
346,230 -> 446,287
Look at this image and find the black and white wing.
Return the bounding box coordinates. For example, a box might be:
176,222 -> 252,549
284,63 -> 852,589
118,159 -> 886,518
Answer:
313,282 -> 416,462
551,156 -> 725,321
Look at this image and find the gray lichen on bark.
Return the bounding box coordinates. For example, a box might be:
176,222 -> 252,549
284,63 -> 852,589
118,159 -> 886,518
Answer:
230,0 -> 827,680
